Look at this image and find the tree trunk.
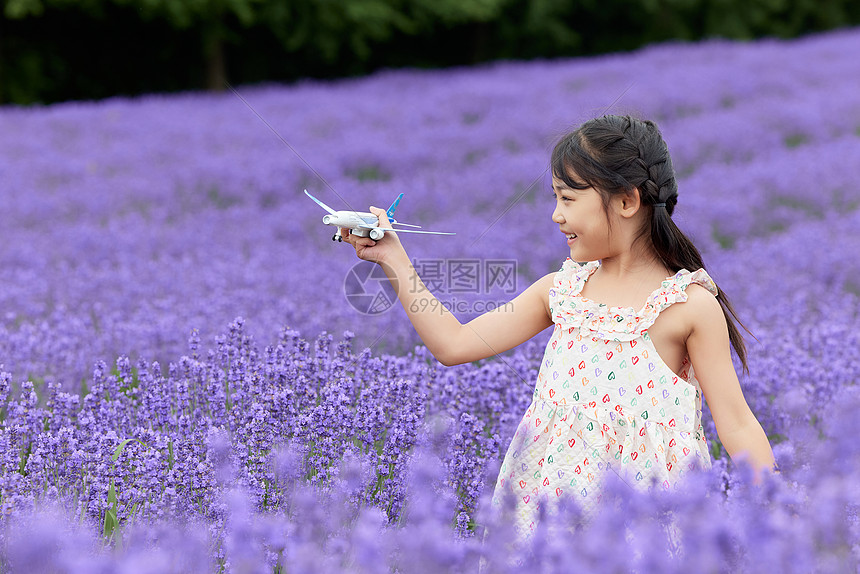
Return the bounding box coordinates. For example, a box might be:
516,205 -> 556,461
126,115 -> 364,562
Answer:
205,25 -> 227,91
469,21 -> 490,64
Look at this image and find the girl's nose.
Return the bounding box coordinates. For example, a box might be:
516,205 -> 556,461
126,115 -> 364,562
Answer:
552,206 -> 564,223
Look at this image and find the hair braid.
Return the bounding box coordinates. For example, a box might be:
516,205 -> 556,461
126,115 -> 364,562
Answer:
619,118 -> 678,210
551,114 -> 753,372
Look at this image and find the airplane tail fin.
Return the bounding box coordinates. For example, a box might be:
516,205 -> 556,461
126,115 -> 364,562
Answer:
386,193 -> 404,220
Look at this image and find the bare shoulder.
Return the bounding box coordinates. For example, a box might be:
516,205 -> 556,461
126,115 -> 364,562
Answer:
683,282 -> 727,334
526,271 -> 559,317
523,270 -> 559,292
685,282 -> 721,309
535,270 -> 558,290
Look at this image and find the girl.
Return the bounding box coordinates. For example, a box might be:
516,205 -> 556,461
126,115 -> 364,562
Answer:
342,115 -> 775,536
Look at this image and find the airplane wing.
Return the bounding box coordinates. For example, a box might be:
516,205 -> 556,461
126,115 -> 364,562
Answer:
390,221 -> 422,229
386,228 -> 455,235
304,189 -> 336,215
358,224 -> 455,235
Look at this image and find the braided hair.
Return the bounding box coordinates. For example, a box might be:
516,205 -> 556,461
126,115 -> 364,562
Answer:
551,115 -> 751,371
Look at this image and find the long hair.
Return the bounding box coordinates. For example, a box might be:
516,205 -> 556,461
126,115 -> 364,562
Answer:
551,115 -> 751,371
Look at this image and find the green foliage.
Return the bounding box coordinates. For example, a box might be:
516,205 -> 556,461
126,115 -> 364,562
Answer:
4,0 -> 44,18
2,0 -> 860,103
3,0 -> 106,18
103,438 -> 149,540
347,165 -> 391,183
103,478 -> 119,538
701,0 -> 855,38
258,0 -> 505,65
111,0 -> 261,28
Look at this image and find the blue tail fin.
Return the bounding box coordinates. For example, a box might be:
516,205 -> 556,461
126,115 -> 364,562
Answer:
386,193 -> 404,219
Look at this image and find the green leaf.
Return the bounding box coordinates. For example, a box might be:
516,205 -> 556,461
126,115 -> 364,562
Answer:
102,479 -> 119,538
108,479 -> 117,505
112,438 -> 137,462
112,437 -> 149,462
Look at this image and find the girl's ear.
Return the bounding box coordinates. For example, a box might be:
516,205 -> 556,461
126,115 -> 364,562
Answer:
616,187 -> 642,219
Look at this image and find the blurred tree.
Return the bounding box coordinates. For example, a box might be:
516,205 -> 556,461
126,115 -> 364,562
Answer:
109,0 -> 262,90
1,0 -> 859,103
107,0 -> 505,90
1,0 -> 263,93
2,0 -> 110,102
1,0 -> 505,93
259,0 -> 503,71
701,0 -> 857,38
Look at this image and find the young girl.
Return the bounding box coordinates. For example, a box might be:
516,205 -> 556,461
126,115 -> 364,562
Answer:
342,115 -> 775,536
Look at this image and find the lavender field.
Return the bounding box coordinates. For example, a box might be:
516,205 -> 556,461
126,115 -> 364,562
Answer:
1,27 -> 860,571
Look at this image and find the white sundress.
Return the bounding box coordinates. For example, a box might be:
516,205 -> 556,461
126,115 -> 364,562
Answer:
492,259 -> 717,536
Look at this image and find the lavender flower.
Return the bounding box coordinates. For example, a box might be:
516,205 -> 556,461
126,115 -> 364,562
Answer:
0,27 -> 859,571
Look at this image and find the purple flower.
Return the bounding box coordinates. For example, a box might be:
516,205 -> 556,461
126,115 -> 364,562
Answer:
0,27 -> 859,571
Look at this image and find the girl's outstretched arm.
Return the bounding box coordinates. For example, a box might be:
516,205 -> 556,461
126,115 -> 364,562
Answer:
683,286 -> 776,478
342,206 -> 554,366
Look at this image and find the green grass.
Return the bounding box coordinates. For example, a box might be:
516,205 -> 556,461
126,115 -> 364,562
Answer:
347,165 -> 391,183
784,133 -> 807,148
464,150 -> 486,165
711,224 -> 736,249
207,186 -> 242,210
461,112 -> 482,125
769,195 -> 823,218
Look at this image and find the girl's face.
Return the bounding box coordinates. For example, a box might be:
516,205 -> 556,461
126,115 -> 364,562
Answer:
551,176 -> 619,262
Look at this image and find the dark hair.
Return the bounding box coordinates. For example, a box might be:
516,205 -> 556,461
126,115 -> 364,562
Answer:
551,115 -> 751,372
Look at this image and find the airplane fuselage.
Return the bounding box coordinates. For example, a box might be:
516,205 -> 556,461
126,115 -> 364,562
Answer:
322,211 -> 383,241
304,189 -> 451,243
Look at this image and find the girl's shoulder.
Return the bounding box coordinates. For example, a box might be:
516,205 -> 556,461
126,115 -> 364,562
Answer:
641,268 -> 719,321
665,268 -> 718,299
552,259 -> 718,300
549,260 -> 720,340
672,280 -> 724,327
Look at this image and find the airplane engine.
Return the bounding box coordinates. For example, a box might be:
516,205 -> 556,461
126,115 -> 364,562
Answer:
369,228 -> 385,241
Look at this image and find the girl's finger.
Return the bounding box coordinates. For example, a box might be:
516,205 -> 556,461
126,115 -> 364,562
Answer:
369,206 -> 390,225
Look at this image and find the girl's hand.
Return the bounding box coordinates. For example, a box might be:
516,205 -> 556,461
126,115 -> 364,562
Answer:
341,206 -> 406,266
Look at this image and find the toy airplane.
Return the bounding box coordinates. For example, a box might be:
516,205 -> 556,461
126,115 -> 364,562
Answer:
304,189 -> 455,242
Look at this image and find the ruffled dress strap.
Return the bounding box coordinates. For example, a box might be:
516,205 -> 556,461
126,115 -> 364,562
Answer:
549,259 -> 719,341
551,259 -> 599,299
639,268 -> 719,331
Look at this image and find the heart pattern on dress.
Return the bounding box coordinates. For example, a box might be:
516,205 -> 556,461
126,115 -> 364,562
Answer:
493,259 -> 716,537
